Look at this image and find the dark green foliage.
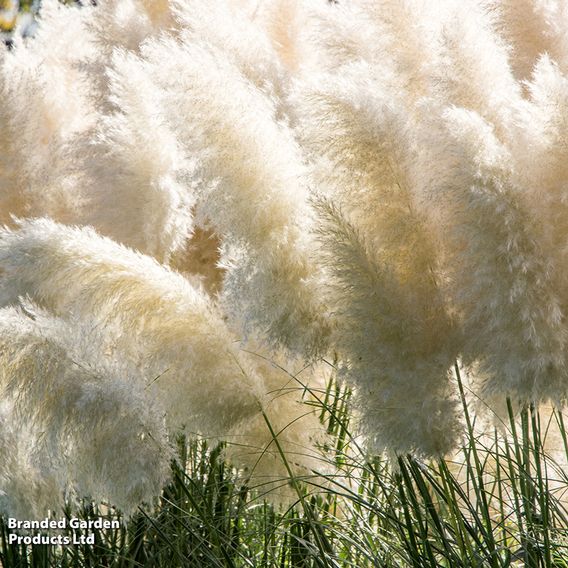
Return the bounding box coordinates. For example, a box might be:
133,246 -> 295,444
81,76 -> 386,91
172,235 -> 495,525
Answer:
2,368 -> 568,567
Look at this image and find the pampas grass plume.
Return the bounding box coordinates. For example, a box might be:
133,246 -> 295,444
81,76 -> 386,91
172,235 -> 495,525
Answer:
0,304 -> 172,517
0,218 -> 328,491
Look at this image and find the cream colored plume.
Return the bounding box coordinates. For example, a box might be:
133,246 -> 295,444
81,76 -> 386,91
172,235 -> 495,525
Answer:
171,0 -> 288,104
76,48 -> 194,262
434,107 -> 568,404
297,68 -> 461,457
0,218 -> 264,435
84,0 -> 175,109
0,219 -> 328,489
0,305 -> 173,517
0,399 -> 63,521
136,37 -> 330,355
495,0 -> 568,79
0,0 -> 94,226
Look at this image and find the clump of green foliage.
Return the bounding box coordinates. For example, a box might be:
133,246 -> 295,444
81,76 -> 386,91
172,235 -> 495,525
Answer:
2,369 -> 568,567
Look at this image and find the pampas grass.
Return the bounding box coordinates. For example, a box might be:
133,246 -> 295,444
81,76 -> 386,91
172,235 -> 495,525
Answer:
2,0 -> 568,547
434,108 -> 568,404
0,218 -> 328,499
0,1 -> 92,225
0,304 -> 172,517
76,48 -> 194,262
136,35 -> 330,354
296,68 -> 460,455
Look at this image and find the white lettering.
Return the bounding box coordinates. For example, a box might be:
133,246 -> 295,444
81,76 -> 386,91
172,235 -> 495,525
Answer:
68,517 -> 119,530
